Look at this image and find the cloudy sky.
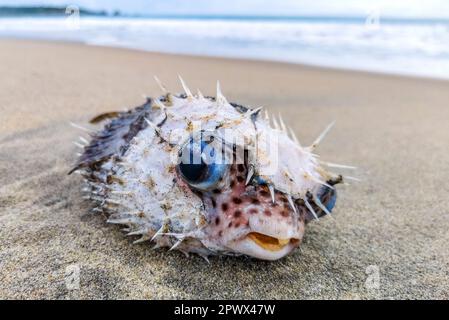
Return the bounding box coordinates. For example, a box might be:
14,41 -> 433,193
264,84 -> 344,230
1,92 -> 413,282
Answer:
1,0 -> 449,18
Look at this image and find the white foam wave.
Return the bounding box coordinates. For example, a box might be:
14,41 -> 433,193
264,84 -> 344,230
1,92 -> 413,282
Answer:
1,17 -> 449,79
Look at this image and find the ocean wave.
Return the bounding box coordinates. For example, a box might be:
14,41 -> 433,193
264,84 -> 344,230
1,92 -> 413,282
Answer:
1,17 -> 449,79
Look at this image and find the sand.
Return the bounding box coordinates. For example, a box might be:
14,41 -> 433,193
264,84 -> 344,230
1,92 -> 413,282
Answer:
0,39 -> 448,299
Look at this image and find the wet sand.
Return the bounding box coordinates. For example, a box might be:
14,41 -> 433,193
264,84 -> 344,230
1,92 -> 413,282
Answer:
0,39 -> 448,299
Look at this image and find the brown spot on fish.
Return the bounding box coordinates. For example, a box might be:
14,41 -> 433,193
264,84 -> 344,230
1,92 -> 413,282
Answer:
232,197 -> 242,204
251,198 -> 260,205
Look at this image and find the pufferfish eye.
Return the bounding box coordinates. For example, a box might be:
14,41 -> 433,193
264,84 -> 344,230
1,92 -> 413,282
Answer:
177,134 -> 228,191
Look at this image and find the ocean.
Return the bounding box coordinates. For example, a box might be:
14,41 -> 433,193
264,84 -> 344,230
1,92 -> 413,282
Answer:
1,15 -> 449,79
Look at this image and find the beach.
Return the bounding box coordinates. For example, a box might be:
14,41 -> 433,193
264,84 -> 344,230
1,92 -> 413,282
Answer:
0,39 -> 448,299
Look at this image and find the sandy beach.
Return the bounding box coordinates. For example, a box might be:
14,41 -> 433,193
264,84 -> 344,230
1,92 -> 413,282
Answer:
0,39 -> 448,299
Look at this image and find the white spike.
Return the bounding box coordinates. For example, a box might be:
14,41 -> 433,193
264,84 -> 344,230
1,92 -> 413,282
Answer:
110,190 -> 131,195
144,117 -> 161,134
216,81 -> 228,106
89,196 -> 104,202
247,107 -> 263,117
268,185 -> 276,204
127,229 -> 147,236
305,172 -> 335,190
199,254 -> 210,264
105,198 -> 121,205
287,195 -> 298,214
264,110 -> 270,121
133,236 -> 151,244
151,242 -> 163,250
288,127 -> 301,146
345,176 -> 361,182
321,161 -> 357,170
151,225 -> 165,242
169,237 -> 185,251
69,122 -> 94,133
178,75 -> 193,99
278,113 -> 287,133
154,75 -> 168,93
310,121 -> 335,150
179,249 -> 190,258
272,116 -> 279,130
107,218 -> 134,224
313,194 -> 332,216
246,166 -> 254,185
304,198 -> 319,221
79,136 -> 89,144
73,142 -> 84,149
197,89 -> 205,100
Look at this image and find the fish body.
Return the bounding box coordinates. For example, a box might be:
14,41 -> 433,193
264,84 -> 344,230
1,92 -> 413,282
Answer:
71,79 -> 344,261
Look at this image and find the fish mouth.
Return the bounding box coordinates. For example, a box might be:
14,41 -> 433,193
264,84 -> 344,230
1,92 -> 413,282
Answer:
247,232 -> 299,252
226,231 -> 301,261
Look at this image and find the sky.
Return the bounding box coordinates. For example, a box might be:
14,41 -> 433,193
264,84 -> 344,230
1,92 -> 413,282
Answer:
1,0 -> 449,19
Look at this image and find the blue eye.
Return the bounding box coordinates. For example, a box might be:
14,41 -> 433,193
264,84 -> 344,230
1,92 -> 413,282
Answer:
177,135 -> 228,191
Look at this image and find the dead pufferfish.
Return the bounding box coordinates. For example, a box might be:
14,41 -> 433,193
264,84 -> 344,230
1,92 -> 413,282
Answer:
69,77 -> 349,261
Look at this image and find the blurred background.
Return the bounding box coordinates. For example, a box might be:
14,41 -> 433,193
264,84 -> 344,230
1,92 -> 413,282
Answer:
0,0 -> 449,79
